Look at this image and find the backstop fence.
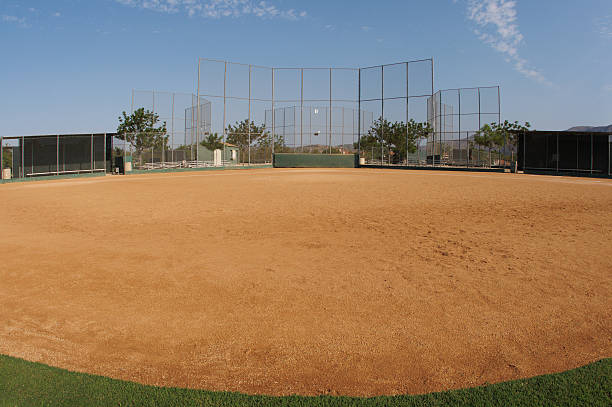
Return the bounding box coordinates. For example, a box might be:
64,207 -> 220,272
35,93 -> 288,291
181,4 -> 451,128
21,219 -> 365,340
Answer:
120,58 -> 502,170
427,87 -> 502,167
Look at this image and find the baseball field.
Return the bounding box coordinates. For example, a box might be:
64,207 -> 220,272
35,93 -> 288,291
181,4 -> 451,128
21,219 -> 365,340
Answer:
0,168 -> 611,399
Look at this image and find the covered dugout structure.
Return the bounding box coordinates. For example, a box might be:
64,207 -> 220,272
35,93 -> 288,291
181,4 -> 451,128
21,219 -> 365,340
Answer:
1,133 -> 114,179
517,130 -> 612,178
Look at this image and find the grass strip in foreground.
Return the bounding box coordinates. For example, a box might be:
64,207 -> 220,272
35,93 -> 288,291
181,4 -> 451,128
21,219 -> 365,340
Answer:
0,355 -> 610,406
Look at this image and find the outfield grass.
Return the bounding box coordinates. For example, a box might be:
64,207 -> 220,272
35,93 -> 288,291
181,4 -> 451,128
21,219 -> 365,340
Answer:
0,355 -> 610,406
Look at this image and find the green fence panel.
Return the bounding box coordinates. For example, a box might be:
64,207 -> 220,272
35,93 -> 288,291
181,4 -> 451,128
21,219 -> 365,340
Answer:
273,153 -> 358,168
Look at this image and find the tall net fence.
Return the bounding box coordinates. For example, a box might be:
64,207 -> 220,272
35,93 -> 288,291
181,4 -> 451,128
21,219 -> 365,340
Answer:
122,91 -> 220,170
427,86 -> 502,167
121,58 -> 503,171
358,60 -> 434,165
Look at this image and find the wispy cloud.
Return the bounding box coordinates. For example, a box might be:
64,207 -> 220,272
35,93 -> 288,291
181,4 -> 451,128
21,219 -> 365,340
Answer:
53,12 -> 61,17
115,0 -> 306,20
466,0 -> 550,85
1,14 -> 28,28
361,25 -> 371,32
603,84 -> 612,92
596,15 -> 612,40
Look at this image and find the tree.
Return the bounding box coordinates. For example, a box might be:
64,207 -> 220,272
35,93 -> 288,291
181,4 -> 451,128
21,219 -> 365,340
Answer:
406,119 -> 433,155
200,133 -> 224,151
117,108 -> 168,156
356,117 -> 432,163
474,124 -> 499,167
2,148 -> 12,171
226,119 -> 267,161
494,120 -> 531,148
475,120 -> 531,167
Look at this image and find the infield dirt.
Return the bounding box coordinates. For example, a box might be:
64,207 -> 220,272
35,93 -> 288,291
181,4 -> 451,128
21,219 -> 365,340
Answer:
1,168 -> 611,396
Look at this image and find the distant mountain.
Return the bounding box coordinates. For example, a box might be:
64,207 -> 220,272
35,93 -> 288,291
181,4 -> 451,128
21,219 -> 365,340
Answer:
566,125 -> 612,132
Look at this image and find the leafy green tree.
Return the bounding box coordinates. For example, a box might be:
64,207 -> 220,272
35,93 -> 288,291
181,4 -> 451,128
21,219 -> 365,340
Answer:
117,108 -> 168,156
356,117 -> 432,163
473,124 -> 501,167
475,120 -> 531,166
200,133 -> 224,151
2,148 -> 12,171
258,133 -> 287,153
494,120 -> 531,148
226,119 -> 267,160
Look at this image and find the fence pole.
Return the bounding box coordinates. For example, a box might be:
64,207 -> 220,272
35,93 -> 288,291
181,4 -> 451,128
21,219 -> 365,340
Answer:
477,87 -> 482,167
271,68 -> 275,159
358,69 -> 361,159
341,106 -> 344,154
21,136 -> 24,178
406,62 -> 409,165
329,68 -> 332,154
103,133 -> 107,173
300,68 -> 303,152
381,65 -> 384,164
0,136 -> 3,179
56,135 -> 60,175
223,61 -> 227,166
197,59 -> 201,165
248,64 -> 252,165
171,93 -> 175,164
591,133 -> 594,175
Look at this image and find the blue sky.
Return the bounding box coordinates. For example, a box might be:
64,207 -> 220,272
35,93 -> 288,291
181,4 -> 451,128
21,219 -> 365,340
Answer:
1,0 -> 611,135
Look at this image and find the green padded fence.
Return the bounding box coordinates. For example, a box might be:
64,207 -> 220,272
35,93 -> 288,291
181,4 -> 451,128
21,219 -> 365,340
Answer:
273,153 -> 359,168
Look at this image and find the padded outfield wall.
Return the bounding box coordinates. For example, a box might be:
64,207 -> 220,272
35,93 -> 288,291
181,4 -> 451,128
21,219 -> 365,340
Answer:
273,153 -> 358,168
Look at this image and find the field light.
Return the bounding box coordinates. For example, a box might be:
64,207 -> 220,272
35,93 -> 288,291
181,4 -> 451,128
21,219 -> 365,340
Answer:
314,131 -> 320,137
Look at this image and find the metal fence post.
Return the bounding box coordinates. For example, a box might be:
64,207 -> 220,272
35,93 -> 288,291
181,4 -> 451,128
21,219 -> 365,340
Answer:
406,62 -> 409,165
56,135 -> 59,175
557,133 -> 559,174
248,64 -> 252,165
271,68 -> 275,159
197,59 -> 201,165
477,87 -> 482,167
329,67 -> 332,154
21,136 -> 24,178
171,93 -> 175,163
381,65 -> 384,164
357,69 -> 361,159
223,61 -> 227,166
300,68 -> 304,152
103,133 -> 107,173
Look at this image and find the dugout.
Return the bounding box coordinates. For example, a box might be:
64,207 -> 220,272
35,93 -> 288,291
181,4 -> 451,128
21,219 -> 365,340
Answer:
1,133 -> 114,179
517,130 -> 612,178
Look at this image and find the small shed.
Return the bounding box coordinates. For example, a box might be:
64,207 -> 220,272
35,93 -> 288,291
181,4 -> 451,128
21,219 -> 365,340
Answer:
196,143 -> 239,165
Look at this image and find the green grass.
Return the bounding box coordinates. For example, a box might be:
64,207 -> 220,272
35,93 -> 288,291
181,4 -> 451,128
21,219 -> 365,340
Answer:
1,355 -> 610,406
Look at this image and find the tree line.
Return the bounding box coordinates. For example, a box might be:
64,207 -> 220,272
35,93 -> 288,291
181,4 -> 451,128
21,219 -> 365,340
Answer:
117,108 -> 530,167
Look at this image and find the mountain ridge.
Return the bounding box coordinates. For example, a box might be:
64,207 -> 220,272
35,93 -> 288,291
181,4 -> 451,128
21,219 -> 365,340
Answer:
566,125 -> 612,132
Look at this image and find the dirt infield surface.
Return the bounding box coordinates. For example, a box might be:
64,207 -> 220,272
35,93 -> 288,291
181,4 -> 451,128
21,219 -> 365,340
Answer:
1,168 -> 611,396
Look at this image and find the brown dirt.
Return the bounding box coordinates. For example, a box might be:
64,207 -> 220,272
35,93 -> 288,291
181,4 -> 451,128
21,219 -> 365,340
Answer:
0,168 -> 611,396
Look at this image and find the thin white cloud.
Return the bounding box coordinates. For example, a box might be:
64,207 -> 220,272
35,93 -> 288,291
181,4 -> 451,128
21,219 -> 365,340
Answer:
361,25 -> 371,32
115,0 -> 306,20
1,14 -> 28,27
467,0 -> 551,85
604,84 -> 612,92
53,12 -> 61,17
596,15 -> 612,40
